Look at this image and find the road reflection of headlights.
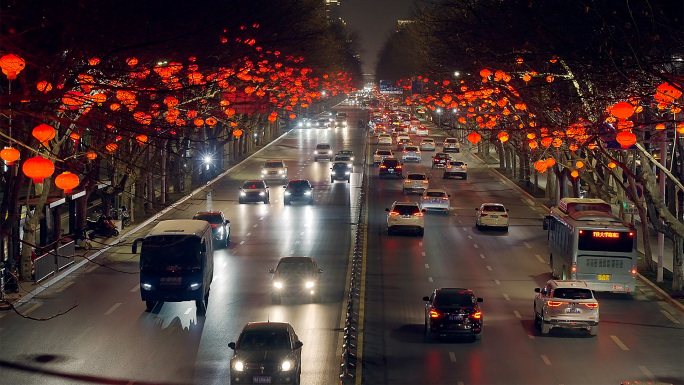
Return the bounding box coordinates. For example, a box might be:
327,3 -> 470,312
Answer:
217,227 -> 224,233
234,361 -> 244,371
189,282 -> 201,290
281,360 -> 293,371
240,191 -> 247,196
305,281 -> 314,288
274,281 -> 283,289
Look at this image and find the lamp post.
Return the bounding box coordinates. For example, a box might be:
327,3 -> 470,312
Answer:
436,108 -> 442,127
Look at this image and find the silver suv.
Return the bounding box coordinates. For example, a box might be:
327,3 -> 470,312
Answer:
261,159 -> 288,182
534,280 -> 599,336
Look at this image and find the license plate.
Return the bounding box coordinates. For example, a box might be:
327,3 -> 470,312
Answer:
566,308 -> 581,314
253,376 -> 272,384
490,215 -> 498,218
612,285 -> 624,291
388,168 -> 394,172
598,274 -> 610,281
449,315 -> 463,322
402,215 -> 411,218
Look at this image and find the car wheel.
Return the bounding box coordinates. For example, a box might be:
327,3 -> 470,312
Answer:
145,301 -> 156,312
264,197 -> 269,204
402,189 -> 407,195
387,227 -> 392,236
418,228 -> 424,237
196,297 -> 207,316
476,224 -> 482,230
424,321 -> 432,341
224,234 -> 229,248
474,332 -> 482,341
444,209 -> 449,216
238,197 -> 244,204
331,177 -> 334,183
463,175 -> 468,180
589,325 -> 599,336
347,178 -> 350,183
534,309 -> 542,329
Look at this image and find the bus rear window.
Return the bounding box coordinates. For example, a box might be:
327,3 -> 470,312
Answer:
578,230 -> 633,252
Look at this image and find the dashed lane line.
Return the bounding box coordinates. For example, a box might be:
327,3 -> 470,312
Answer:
246,232 -> 251,236
535,254 -> 546,264
425,264 -> 429,269
639,366 -> 655,380
104,303 -> 121,315
660,309 -> 680,324
239,241 -> 245,245
541,355 -> 551,366
514,310 -> 521,318
428,277 -> 433,282
130,285 -> 139,293
523,242 -> 532,249
503,294 -> 510,301
467,235 -> 473,240
422,252 -> 426,257
486,266 -> 492,271
474,244 -> 479,249
449,352 -> 457,362
253,224 -> 258,228
495,279 -> 500,285
480,254 -> 485,259
611,335 -> 629,350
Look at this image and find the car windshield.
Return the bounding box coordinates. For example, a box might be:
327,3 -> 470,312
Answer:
339,150 -> 353,155
242,181 -> 265,189
445,139 -> 457,143
193,213 -> 223,224
265,161 -> 283,168
483,205 -> 505,212
383,159 -> 399,166
288,181 -> 310,189
237,331 -> 291,350
451,162 -> 465,167
553,288 -> 593,300
377,150 -> 391,155
408,174 -> 426,180
422,139 -> 434,143
316,144 -> 331,149
435,292 -> 476,307
335,155 -> 351,161
278,261 -> 314,274
393,204 -> 419,215
332,163 -> 347,170
404,147 -> 419,152
426,191 -> 446,198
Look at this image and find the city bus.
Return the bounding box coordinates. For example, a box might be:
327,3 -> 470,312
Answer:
132,219 -> 214,314
543,198 -> 637,293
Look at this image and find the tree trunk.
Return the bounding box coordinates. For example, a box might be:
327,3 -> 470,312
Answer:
20,178 -> 51,280
673,235 -> 683,291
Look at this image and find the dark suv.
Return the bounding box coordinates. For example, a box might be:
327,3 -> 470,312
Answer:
269,256 -> 323,303
331,161 -> 351,183
192,211 -> 230,248
283,179 -> 314,205
379,158 -> 403,179
423,288 -> 483,341
228,322 -> 303,385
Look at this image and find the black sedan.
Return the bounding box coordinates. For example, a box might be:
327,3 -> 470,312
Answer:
192,211 -> 230,248
283,179 -> 314,205
238,179 -> 269,204
378,158 -> 403,179
269,256 -> 323,303
424,288 -> 483,341
228,322 -> 303,384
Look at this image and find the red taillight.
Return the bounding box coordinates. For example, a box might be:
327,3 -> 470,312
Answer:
470,311 -> 482,319
631,265 -> 637,275
547,301 -> 564,307
414,212 -> 423,217
429,309 -> 441,318
389,211 -> 399,216
422,180 -> 428,184
396,166 -> 402,169
404,179 -> 410,183
579,230 -> 584,234
423,196 -> 429,200
211,224 -> 218,228
582,303 -> 599,309
442,197 -> 448,200
501,214 -> 508,217
380,165 -> 386,169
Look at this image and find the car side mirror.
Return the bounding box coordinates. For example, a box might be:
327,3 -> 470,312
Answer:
477,297 -> 484,302
447,194 -> 451,197
506,209 -> 510,212
422,296 -> 430,301
475,208 -> 479,211
294,341 -> 303,349
385,208 -> 390,212
225,220 -> 230,224
132,237 -> 143,254
269,268 -> 275,274
283,186 -> 287,188
228,342 -> 236,350
534,288 -> 541,293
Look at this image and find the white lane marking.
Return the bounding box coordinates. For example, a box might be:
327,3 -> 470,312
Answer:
130,285 -> 139,293
239,241 -> 245,245
528,333 -> 535,339
486,266 -> 492,271
473,244 -> 479,249
73,326 -> 94,343
639,366 -> 655,380
295,240 -> 301,244
428,277 -> 433,282
55,281 -> 74,293
467,235 -> 473,240
246,232 -> 251,236
480,254 -> 485,259
514,310 -> 521,318
421,252 -> 426,257
259,217 -> 264,221
611,335 -> 629,350
104,303 -> 121,315
541,355 -> 551,366
424,264 -> 429,269
449,352 -> 457,362
523,242 -> 532,249
525,198 -> 535,206
25,303 -> 42,314
457,382 -> 464,385
495,279 -> 500,285
458,220 -> 463,224
535,254 -> 546,264
86,265 -> 98,273
184,308 -> 192,315
660,309 -> 680,324
503,294 -> 510,301
253,224 -> 258,228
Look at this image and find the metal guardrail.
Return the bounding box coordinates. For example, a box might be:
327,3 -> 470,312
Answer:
33,240 -> 76,283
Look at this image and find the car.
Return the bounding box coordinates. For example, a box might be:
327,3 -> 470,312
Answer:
402,172 -> 429,195
192,211 -> 230,248
419,138 -> 436,151
416,126 -> 429,136
421,188 -> 450,215
330,161 -> 351,183
296,118 -> 313,128
442,137 -> 460,152
283,179 -> 314,205
377,134 -> 393,145
228,322 -> 303,385
432,153 -> 451,169
333,154 -> 353,169
336,149 -> 355,161
334,115 -> 348,127
378,158 -> 403,179
475,203 -> 509,231
534,280 -> 599,336
314,143 -> 333,161
373,149 -> 394,165
396,135 -> 412,150
269,256 -> 323,303
423,288 -> 483,341
443,160 -> 467,179
238,179 -> 269,204
316,118 -> 330,128
261,159 -> 288,182
386,201 -> 424,236
401,145 -> 422,163
336,112 -> 348,119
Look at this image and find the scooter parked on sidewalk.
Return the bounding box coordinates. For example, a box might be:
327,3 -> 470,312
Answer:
86,215 -> 119,238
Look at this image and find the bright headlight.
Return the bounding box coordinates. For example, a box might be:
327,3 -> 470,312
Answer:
278,170 -> 284,174
240,191 -> 246,196
305,281 -> 314,288
189,282 -> 201,290
141,283 -> 153,290
345,171 -> 350,175
274,281 -> 283,289
259,192 -> 265,196
281,360 -> 293,371
304,191 -> 312,196
261,170 -> 266,174
234,361 -> 244,371
284,191 -> 291,196
298,122 -> 303,127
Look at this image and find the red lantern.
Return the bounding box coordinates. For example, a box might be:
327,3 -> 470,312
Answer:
136,135 -> 148,145
106,143 -> 118,152
206,118 -> 217,126
233,129 -> 243,138
32,124 -> 56,145
616,131 -> 637,148
0,54 -> 25,79
541,137 -> 553,147
442,95 -> 452,104
611,102 -> 634,119
1,147 -> 20,165
571,170 -> 579,178
479,69 -> 491,78
87,152 -> 97,160
655,83 -> 682,104
268,115 -> 277,122
70,133 -> 81,142
55,172 -> 79,193
467,132 -> 482,145
497,132 -> 509,143
534,160 -> 547,173
22,156 -> 55,183
545,158 -> 556,167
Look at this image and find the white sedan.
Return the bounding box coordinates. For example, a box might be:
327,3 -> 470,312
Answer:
373,149 -> 394,165
415,126 -> 429,136
420,138 -> 436,151
420,188 -> 450,214
401,146 -> 422,163
378,134 -> 393,145
475,203 -> 509,231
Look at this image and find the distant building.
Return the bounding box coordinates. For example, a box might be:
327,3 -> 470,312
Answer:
326,0 -> 341,22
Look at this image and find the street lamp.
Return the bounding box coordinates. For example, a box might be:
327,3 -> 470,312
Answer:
436,108 -> 442,127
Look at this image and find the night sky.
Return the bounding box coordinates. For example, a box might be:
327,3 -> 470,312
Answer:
341,0 -> 414,76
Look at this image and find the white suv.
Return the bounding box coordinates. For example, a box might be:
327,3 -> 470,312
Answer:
534,280 -> 599,336
261,159 -> 288,182
442,138 -> 460,152
402,172 -> 429,195
385,201 -> 424,237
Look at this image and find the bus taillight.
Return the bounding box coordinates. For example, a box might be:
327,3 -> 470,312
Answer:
631,265 -> 637,275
